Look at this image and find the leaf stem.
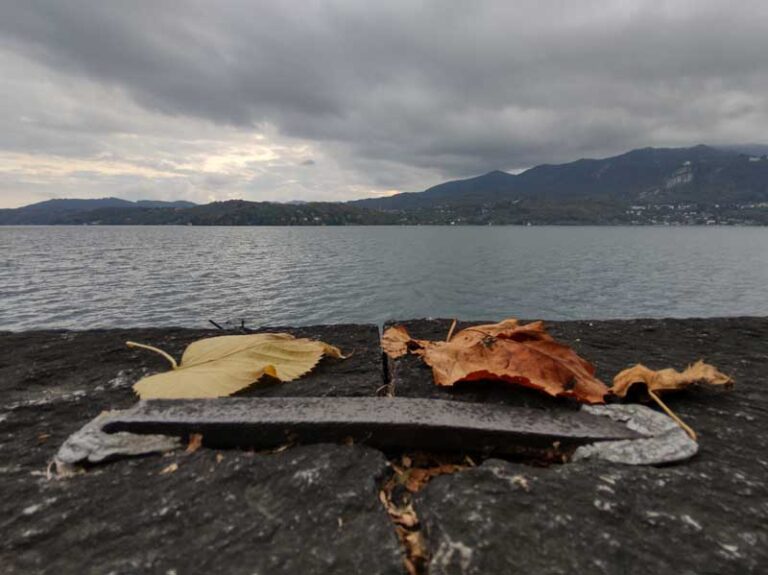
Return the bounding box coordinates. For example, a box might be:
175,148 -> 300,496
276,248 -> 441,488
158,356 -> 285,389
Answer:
446,319 -> 457,342
648,389 -> 697,441
126,341 -> 178,369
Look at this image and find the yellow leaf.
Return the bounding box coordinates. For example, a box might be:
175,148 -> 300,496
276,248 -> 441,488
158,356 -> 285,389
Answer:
128,334 -> 343,399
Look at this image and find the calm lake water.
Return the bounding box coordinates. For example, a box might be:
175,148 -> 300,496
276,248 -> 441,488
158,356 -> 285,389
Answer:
1,226 -> 767,331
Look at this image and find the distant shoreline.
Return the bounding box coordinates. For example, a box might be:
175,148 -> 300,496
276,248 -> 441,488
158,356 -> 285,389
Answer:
4,145 -> 767,225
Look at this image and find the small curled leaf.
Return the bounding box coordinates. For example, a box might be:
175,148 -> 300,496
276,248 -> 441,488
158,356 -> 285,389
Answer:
612,360 -> 733,398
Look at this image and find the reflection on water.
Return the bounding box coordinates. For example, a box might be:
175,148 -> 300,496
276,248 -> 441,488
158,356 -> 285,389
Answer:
1,225 -> 767,330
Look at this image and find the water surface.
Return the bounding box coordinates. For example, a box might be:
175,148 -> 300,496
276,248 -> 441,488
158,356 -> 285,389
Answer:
1,226 -> 767,330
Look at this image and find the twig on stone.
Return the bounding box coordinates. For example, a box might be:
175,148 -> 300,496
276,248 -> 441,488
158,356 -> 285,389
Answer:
648,389 -> 697,441
376,383 -> 395,397
126,341 -> 178,369
446,319 -> 457,342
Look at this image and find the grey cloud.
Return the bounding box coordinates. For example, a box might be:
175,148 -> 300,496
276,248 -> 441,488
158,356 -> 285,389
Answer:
1,0 -> 767,201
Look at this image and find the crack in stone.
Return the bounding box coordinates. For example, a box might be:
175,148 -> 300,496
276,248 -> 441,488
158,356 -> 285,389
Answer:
378,452 -> 475,574
379,465 -> 431,575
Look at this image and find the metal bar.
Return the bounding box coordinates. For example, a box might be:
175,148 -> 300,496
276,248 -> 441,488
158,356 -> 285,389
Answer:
102,397 -> 640,455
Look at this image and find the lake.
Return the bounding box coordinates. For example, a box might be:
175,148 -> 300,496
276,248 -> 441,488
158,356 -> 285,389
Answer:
1,225 -> 767,331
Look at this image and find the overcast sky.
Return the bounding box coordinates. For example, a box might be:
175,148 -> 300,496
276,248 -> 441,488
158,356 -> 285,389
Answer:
0,0 -> 766,208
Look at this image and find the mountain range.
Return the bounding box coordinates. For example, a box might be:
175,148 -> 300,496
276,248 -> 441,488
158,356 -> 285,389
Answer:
1,145 -> 767,225
350,145 -> 768,210
0,198 -> 196,225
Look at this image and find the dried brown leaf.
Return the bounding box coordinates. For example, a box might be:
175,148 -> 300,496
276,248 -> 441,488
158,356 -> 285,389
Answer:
386,319 -> 609,404
403,464 -> 467,492
381,325 -> 414,359
186,433 -> 203,453
612,360 -> 733,397
379,455 -> 467,575
393,509 -> 419,528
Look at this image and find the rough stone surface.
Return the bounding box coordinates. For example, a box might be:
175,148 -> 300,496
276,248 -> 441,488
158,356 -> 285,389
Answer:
399,317 -> 767,574
417,458 -> 767,574
1,325 -> 402,574
3,444 -> 401,574
2,318 -> 767,574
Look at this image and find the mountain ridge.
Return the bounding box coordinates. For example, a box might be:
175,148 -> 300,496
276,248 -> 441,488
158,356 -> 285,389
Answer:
2,145 -> 767,225
0,198 -> 196,224
350,144 -> 768,210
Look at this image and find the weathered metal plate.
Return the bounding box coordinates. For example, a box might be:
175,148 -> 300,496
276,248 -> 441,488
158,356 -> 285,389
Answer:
101,397 -> 639,454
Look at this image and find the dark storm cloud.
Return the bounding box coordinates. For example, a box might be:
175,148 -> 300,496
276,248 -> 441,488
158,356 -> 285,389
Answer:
1,0 -> 767,197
